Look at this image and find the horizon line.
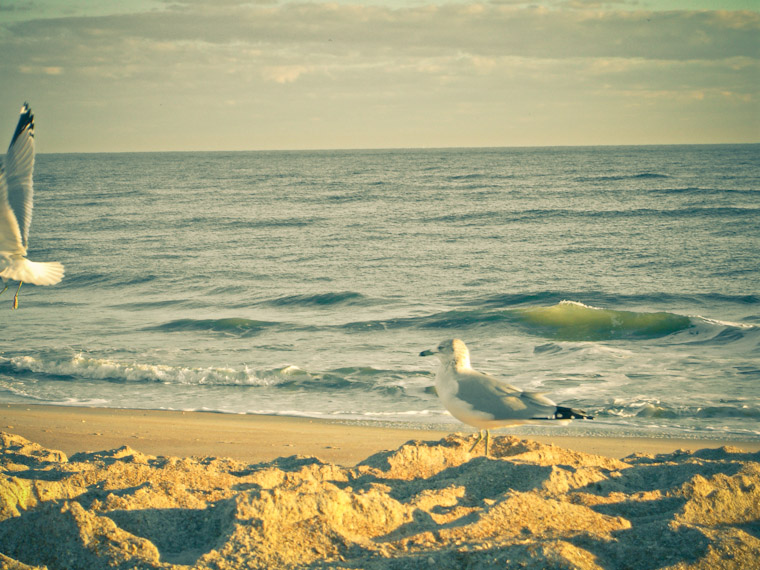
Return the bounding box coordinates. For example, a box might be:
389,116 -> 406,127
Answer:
38,141 -> 760,156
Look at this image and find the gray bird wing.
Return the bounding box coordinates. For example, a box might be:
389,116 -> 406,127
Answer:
454,370 -> 529,418
3,104 -> 35,251
455,369 -> 557,420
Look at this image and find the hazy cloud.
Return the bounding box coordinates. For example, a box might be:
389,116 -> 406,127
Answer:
7,4 -> 757,59
0,1 -> 757,151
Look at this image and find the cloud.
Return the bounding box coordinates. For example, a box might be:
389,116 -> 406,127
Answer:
0,2 -> 756,150
19,65 -> 64,75
261,65 -> 313,84
5,3 -> 759,61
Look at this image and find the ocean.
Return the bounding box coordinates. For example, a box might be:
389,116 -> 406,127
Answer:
1,145 -> 758,441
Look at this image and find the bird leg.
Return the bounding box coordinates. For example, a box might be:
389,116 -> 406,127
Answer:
468,430 -> 483,453
12,282 -> 22,310
0,284 -> 7,297
468,429 -> 491,456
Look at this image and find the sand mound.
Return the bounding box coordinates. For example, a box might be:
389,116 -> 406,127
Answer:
0,432 -> 758,569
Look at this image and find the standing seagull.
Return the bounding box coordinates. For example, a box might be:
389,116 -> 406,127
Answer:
420,339 -> 592,455
0,103 -> 64,308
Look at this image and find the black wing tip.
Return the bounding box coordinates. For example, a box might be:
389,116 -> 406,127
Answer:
10,102 -> 34,148
555,406 -> 594,420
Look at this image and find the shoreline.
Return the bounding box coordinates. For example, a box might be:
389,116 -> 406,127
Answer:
2,403 -> 759,465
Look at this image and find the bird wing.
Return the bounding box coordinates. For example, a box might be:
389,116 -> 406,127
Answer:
454,369 -> 531,417
455,369 -> 557,420
0,164 -> 25,255
2,103 -> 35,251
520,391 -> 558,418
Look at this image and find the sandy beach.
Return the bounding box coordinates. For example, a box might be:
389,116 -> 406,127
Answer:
3,404 -> 758,465
1,404 -> 759,569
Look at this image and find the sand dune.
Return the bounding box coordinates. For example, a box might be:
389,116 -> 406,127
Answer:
1,431 -> 759,569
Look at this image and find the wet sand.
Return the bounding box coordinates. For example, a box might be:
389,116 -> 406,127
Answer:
3,404 -> 758,465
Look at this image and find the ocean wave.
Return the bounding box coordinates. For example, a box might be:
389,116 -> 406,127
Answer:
649,187 -> 758,196
425,206 -> 759,226
606,399 -> 760,421
576,172 -> 669,182
674,317 -> 759,346
424,212 -> 497,224
515,301 -> 693,341
474,291 -> 760,309
340,310 -> 513,333
581,206 -> 760,220
240,217 -> 321,228
147,317 -> 284,337
0,355 -> 422,393
109,299 -> 199,311
343,301 -> 697,341
3,354 -> 258,385
146,298 -> 753,345
64,272 -> 159,288
261,291 -> 369,308
448,173 -> 487,181
2,354 -> 328,388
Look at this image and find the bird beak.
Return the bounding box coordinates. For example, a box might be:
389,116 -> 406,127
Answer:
419,349 -> 436,357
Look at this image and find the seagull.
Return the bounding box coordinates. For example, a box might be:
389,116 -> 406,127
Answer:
420,338 -> 592,455
0,103 -> 64,309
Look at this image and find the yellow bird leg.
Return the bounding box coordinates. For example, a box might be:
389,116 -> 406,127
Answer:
468,429 -> 491,456
12,282 -> 22,310
469,429 -> 491,455
468,430 -> 483,453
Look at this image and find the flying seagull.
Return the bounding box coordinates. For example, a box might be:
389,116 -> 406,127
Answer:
420,338 -> 592,455
0,103 -> 64,308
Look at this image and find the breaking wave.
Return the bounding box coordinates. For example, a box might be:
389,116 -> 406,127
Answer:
342,301 -> 705,342
0,354 -> 420,394
514,301 -> 693,341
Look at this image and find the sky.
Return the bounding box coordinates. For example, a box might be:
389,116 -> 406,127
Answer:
0,0 -> 758,152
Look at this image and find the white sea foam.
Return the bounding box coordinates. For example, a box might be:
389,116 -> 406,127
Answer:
7,354 -> 290,387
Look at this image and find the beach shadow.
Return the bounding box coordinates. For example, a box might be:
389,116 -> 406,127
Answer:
103,497 -> 237,566
301,540 -> 609,570
0,432 -> 68,469
591,495 -> 686,521
571,520 -> 710,570
379,506 -> 483,544
0,500 -> 161,570
229,455 -> 337,491
69,445 -> 156,466
738,521 -> 760,540
348,452 -> 553,494
388,457 -> 552,502
3,467 -> 71,481
230,480 -> 263,492
566,448 -> 755,570
345,457 -> 554,543
73,481 -> 152,510
582,456 -> 745,496
230,454 -> 333,478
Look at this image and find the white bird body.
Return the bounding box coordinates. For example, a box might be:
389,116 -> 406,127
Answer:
421,339 -> 592,453
0,104 -> 64,307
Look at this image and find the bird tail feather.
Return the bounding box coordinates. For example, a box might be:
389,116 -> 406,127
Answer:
1,259 -> 64,285
554,406 -> 594,420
